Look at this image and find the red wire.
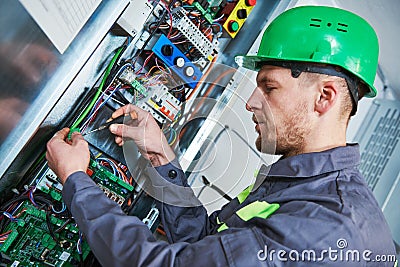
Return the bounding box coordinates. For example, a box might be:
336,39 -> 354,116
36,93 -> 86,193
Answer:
135,52 -> 154,75
160,0 -> 173,38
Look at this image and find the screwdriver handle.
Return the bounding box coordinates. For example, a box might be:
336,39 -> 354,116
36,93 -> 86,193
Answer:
106,110 -> 138,123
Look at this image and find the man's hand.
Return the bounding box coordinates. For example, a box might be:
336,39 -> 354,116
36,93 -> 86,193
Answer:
109,104 -> 176,167
46,128 -> 90,184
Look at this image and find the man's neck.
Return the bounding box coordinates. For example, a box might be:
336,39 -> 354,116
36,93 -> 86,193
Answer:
282,128 -> 347,158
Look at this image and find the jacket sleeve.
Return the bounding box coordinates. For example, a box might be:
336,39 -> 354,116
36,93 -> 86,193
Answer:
62,172 -> 370,267
62,171 -> 263,267
148,158 -> 221,243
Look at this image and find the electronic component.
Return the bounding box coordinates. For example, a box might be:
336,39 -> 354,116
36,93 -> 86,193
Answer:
169,7 -> 216,59
36,169 -> 63,202
192,0 -> 226,24
0,202 -> 90,265
119,66 -> 137,84
142,206 -> 159,229
117,0 -> 153,37
192,2 -> 214,24
119,67 -> 148,97
222,0 -> 257,38
0,155 -> 135,264
140,104 -> 167,124
145,85 -> 181,122
88,159 -> 134,205
36,158 -> 133,205
152,34 -> 203,88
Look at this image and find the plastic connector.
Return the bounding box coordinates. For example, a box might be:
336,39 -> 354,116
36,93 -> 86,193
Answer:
68,128 -> 81,141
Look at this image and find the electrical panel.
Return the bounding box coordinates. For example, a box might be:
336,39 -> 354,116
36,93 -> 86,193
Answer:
0,0 -> 260,265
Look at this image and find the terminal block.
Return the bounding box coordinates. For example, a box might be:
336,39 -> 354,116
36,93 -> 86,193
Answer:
119,67 -> 148,97
169,7 -> 216,59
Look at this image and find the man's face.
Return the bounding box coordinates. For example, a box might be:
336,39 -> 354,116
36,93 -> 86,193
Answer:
246,65 -> 314,157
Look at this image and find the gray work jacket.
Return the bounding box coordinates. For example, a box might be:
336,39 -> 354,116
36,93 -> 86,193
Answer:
63,144 -> 396,266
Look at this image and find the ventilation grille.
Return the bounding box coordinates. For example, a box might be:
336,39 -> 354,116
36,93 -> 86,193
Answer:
359,108 -> 400,189
309,18 -> 348,33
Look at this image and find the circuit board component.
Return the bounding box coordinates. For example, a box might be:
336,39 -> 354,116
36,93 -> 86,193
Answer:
118,67 -> 148,97
145,85 -> 181,122
1,202 -> 90,266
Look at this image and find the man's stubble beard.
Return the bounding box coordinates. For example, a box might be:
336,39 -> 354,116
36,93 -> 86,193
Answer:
256,103 -> 311,158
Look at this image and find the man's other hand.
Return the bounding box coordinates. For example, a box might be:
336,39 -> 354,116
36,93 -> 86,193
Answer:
109,104 -> 176,167
46,128 -> 90,184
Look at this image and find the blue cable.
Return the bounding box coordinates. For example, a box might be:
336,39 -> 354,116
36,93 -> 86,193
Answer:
52,203 -> 66,214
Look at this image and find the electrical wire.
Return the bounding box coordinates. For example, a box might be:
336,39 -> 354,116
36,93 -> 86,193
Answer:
29,188 -> 39,207
2,212 -> 17,222
52,202 -> 67,214
55,218 -> 72,233
213,14 -> 224,22
80,61 -> 134,131
77,232 -> 84,267
187,55 -> 218,100
71,45 -> 125,129
80,84 -> 123,132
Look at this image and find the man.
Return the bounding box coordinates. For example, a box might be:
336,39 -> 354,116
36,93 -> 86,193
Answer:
46,6 -> 396,266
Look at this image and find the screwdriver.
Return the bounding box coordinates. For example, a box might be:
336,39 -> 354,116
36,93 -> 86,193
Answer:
83,111 -> 138,136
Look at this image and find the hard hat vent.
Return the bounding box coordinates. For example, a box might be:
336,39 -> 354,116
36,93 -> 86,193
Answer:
337,23 -> 348,32
310,18 -> 322,27
310,18 -> 348,33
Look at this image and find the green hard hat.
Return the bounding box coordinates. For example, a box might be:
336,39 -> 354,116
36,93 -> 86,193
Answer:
235,6 -> 379,98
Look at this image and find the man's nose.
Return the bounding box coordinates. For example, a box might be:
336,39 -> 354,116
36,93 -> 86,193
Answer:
245,87 -> 261,112
245,102 -> 252,112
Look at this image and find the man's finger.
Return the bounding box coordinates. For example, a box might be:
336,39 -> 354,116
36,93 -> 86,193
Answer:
110,104 -> 135,121
71,131 -> 86,146
111,104 -> 145,122
52,128 -> 70,140
109,124 -> 139,140
115,136 -> 123,144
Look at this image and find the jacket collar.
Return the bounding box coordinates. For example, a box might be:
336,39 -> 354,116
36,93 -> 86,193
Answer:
253,144 -> 360,190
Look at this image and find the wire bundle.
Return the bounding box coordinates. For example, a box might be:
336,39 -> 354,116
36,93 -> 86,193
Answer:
97,157 -> 134,186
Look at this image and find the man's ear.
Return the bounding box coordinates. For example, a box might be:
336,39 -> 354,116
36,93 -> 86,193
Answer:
315,80 -> 339,115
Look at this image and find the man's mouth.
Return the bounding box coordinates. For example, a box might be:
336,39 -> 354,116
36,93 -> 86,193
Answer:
252,114 -> 261,133
252,114 -> 258,124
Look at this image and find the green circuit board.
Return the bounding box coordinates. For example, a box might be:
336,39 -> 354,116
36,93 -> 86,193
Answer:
0,202 -> 90,267
0,158 -> 135,266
